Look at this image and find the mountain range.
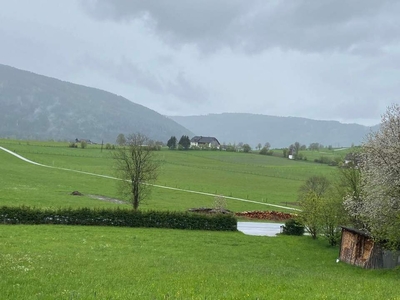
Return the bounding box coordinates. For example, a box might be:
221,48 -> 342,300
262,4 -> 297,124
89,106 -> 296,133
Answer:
0,63 -> 378,148
0,64 -> 192,143
170,114 -> 378,148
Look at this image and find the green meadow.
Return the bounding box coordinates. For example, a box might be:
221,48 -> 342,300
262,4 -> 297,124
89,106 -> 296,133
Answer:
1,226 -> 400,300
1,139 -> 399,299
1,139 -> 338,211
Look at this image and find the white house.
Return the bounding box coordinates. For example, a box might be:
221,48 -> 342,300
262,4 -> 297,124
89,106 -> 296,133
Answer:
190,136 -> 221,149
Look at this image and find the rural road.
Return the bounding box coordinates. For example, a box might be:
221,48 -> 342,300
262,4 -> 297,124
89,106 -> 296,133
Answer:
237,222 -> 283,236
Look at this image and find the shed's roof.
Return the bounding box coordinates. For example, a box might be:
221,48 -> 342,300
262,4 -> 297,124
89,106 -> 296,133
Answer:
341,226 -> 371,238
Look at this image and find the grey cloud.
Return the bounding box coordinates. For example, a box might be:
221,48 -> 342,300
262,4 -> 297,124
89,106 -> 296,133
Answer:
81,0 -> 250,52
82,0 -> 400,54
78,55 -> 208,104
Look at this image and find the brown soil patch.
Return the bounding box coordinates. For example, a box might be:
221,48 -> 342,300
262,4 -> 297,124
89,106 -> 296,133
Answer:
235,211 -> 297,221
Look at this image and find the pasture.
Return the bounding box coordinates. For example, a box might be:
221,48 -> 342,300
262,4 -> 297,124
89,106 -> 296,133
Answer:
2,139 -> 398,299
0,139 -> 338,211
1,225 -> 400,299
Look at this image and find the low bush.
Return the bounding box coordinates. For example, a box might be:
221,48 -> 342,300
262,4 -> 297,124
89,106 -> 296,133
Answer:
0,206 -> 237,231
80,140 -> 87,149
259,147 -> 268,155
281,219 -> 305,236
314,156 -> 339,166
225,145 -> 236,152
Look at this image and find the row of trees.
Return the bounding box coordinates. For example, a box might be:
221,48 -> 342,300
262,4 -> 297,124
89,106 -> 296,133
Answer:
167,135 -> 191,150
298,104 -> 400,249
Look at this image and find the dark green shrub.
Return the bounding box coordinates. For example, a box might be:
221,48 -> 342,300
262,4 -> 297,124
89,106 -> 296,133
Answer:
259,147 -> 268,155
282,219 -> 305,236
315,156 -> 333,165
0,206 -> 237,232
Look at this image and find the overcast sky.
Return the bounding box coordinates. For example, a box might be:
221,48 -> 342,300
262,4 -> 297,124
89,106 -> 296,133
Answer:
1,0 -> 399,126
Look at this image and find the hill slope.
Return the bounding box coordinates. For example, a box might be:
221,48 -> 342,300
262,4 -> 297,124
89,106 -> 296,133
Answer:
0,64 -> 192,143
170,113 -> 378,148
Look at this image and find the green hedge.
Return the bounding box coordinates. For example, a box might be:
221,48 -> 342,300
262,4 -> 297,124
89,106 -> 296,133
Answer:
0,206 -> 237,231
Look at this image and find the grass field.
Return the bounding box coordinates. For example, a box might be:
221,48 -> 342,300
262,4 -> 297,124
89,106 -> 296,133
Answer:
298,148 -> 351,162
0,139 -> 340,212
1,225 -> 399,299
1,139 -> 400,299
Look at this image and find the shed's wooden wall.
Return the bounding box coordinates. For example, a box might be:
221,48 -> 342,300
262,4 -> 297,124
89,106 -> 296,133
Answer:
340,228 -> 400,269
340,230 -> 374,268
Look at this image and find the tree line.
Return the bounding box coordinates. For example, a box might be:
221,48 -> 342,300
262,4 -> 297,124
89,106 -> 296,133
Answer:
292,104 -> 400,249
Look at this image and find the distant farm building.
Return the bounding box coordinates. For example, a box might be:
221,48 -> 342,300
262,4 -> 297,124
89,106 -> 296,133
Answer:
343,152 -> 361,166
339,227 -> 400,269
75,138 -> 96,144
190,136 -> 220,149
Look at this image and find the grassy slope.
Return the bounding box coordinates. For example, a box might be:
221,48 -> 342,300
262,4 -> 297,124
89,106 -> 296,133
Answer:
1,225 -> 399,299
0,143 -> 273,211
1,139 -> 338,211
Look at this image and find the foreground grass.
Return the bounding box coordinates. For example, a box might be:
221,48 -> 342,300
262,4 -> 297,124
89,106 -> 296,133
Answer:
1,225 -> 399,299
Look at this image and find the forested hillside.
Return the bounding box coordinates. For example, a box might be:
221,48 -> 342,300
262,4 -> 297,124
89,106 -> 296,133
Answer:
171,113 -> 378,148
0,64 -> 192,143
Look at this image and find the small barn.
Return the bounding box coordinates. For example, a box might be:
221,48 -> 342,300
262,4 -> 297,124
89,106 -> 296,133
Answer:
339,227 -> 400,269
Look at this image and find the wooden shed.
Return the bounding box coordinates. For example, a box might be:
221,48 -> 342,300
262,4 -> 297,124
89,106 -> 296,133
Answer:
339,227 -> 400,269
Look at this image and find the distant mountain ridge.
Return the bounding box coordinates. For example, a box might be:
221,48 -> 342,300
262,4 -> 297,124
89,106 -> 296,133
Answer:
0,64 -> 193,143
170,113 -> 379,148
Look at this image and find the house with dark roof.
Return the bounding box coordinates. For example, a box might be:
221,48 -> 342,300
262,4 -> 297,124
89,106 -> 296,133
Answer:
190,136 -> 220,149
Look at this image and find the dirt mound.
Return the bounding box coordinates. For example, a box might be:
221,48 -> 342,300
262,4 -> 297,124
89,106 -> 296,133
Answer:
235,211 -> 297,221
71,191 -> 83,196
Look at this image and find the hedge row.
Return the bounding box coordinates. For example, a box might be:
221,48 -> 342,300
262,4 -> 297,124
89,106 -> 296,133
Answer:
0,206 -> 237,231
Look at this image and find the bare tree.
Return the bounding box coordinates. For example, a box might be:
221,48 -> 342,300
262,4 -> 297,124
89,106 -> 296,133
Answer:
344,104 -> 400,246
113,133 -> 159,210
299,176 -> 330,198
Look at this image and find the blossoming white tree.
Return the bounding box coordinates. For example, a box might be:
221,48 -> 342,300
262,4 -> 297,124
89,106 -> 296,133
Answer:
344,104 -> 400,247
